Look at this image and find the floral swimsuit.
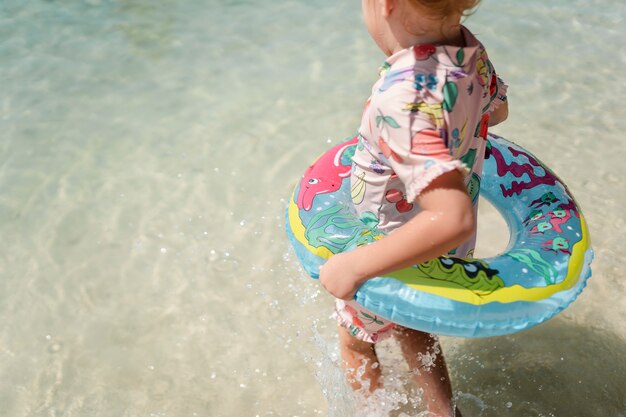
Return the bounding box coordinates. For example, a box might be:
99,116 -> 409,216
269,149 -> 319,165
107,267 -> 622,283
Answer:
334,26 -> 508,343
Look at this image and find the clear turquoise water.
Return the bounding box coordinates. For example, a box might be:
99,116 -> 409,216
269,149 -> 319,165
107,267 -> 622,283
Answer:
1,0 -> 625,416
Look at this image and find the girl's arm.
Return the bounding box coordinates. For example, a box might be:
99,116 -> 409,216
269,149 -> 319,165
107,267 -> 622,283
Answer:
319,169 -> 475,300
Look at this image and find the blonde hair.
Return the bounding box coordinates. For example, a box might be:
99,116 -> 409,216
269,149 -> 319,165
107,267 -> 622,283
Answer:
407,0 -> 481,18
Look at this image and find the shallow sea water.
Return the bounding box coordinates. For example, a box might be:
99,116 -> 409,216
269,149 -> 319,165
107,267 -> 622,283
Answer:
1,0 -> 625,416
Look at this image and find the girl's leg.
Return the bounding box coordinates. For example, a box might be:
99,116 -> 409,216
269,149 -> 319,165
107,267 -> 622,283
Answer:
394,327 -> 462,417
337,325 -> 382,393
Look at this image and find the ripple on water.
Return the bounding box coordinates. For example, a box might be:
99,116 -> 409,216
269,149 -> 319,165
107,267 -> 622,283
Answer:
449,318 -> 626,417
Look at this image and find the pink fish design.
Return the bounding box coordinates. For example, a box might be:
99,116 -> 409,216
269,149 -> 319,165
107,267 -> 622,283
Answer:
296,137 -> 356,211
546,207 -> 572,233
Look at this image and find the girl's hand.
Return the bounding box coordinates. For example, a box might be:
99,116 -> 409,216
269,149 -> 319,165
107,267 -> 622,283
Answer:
319,252 -> 364,301
488,101 -> 508,126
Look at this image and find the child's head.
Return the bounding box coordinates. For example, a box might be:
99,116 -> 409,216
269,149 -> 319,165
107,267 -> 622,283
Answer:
406,0 -> 480,19
362,0 -> 480,55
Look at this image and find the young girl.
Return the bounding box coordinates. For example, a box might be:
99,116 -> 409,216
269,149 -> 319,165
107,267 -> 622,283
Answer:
319,0 -> 508,415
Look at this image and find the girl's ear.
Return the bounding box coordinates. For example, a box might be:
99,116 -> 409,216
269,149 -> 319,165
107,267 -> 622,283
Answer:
379,0 -> 395,17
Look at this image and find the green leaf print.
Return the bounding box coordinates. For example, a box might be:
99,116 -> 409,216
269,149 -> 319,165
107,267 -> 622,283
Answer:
442,81 -> 458,112
456,49 -> 464,65
460,148 -> 477,167
376,115 -> 401,129
361,312 -> 384,325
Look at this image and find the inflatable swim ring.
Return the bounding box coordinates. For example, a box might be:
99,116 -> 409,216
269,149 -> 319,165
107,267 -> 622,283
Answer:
286,133 -> 593,338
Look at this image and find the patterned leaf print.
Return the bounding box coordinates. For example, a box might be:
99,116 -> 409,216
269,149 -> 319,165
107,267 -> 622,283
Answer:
456,48 -> 465,65
361,312 -> 385,325
443,81 -> 458,112
376,115 -> 401,129
460,148 -> 477,167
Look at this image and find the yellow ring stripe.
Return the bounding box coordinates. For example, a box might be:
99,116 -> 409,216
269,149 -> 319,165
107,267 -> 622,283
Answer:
288,188 -> 591,305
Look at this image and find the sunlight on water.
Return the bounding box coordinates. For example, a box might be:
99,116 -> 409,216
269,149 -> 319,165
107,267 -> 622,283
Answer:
1,0 -> 625,416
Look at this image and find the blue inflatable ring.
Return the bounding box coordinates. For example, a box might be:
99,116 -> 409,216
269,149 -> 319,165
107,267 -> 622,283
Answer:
286,133 -> 593,338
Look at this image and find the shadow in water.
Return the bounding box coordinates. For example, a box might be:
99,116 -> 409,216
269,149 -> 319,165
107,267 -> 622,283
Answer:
448,318 -> 626,417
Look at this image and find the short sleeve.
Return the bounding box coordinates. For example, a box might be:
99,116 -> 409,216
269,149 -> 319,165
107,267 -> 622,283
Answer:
488,73 -> 508,113
373,85 -> 469,203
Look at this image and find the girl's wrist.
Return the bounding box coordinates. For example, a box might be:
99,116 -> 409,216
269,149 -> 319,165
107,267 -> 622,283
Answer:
347,245 -> 377,286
